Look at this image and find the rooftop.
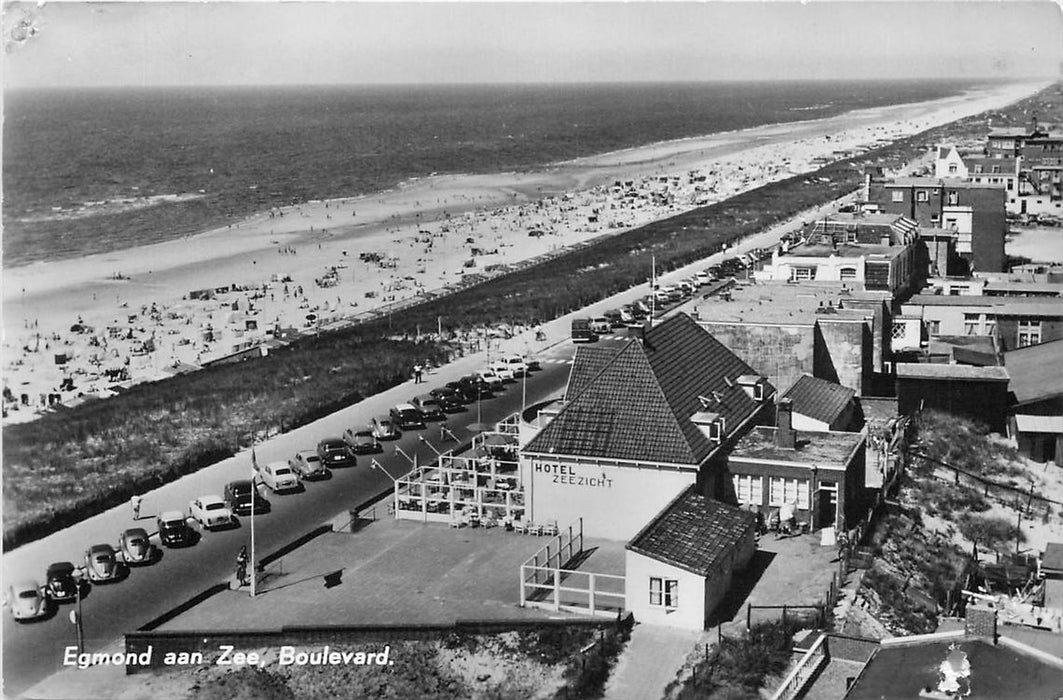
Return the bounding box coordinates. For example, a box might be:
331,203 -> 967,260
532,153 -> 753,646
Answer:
895,363 -> 1010,382
626,486 -> 756,577
782,374 -> 855,426
524,314 -> 770,466
1044,542 -> 1063,574
1014,415 -> 1063,434
1004,339 -> 1063,406
845,637 -> 1063,700
697,282 -> 884,325
730,426 -> 864,466
784,241 -> 907,260
881,177 -> 1004,190
904,294 -> 1063,316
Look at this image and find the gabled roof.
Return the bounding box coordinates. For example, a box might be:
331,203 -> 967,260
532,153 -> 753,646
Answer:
524,314 -> 770,466
1005,338 -> 1063,406
627,486 -> 756,576
782,375 -> 855,426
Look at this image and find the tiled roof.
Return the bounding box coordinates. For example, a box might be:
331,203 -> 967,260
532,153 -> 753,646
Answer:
782,374 -> 855,426
524,314 -> 770,466
565,346 -> 622,399
1005,339 -> 1063,406
627,486 -> 756,576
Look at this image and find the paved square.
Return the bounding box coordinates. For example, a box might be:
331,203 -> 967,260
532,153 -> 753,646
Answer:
159,519 -> 623,630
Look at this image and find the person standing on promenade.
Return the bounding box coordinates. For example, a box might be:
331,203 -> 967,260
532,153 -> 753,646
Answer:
130,494 -> 142,520
413,363 -> 423,383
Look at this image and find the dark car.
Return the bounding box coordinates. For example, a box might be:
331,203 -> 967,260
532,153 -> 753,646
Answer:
119,527 -> 155,565
343,428 -> 382,455
44,562 -> 78,602
449,375 -> 492,401
412,394 -> 448,421
430,386 -> 468,409
390,404 -> 427,430
224,480 -> 271,516
317,438 -> 357,468
157,510 -> 195,548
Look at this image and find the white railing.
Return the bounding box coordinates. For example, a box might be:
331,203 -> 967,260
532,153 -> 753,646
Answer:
769,632 -> 828,700
519,519 -> 626,617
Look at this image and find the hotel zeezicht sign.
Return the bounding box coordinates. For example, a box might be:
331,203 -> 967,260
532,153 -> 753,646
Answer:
533,462 -> 613,488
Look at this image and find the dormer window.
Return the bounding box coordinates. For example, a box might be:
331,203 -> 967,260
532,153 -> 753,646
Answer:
709,417 -> 725,442
753,383 -> 765,401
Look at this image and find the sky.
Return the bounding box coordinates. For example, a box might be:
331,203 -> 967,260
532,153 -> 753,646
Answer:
3,1 -> 1062,88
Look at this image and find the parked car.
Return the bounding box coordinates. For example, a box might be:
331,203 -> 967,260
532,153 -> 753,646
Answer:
290,450 -> 331,480
497,354 -> 529,377
157,511 -> 195,548
119,527 -> 155,565
44,562 -> 78,602
523,355 -> 542,372
343,428 -> 383,454
589,317 -> 612,334
571,318 -> 598,343
694,271 -> 710,286
476,369 -> 505,391
486,362 -> 516,382
256,462 -> 300,493
189,495 -> 236,529
390,403 -> 426,430
603,309 -> 624,328
84,544 -> 119,583
370,415 -> 402,440
224,479 -> 271,516
8,580 -> 46,621
430,385 -> 469,408
316,438 -> 356,468
412,394 -> 448,421
448,376 -> 492,401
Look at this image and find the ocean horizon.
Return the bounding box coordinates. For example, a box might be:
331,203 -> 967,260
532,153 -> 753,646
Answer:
2,80 -> 988,266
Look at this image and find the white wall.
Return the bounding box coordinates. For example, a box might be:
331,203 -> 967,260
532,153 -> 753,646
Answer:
625,551 -> 706,630
520,455 -> 697,540
792,413 -> 830,432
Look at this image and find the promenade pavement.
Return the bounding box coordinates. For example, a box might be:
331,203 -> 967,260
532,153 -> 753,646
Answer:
604,623 -> 702,700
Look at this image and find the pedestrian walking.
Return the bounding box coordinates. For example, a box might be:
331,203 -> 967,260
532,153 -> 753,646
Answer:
413,364 -> 423,383
130,494 -> 142,520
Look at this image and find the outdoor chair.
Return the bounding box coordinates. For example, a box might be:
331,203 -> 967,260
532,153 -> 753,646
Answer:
532,522 -> 545,536
543,521 -> 559,537
449,515 -> 464,528
516,520 -> 531,534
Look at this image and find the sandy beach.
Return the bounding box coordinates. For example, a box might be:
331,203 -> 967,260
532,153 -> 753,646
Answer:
1,81 -> 1047,421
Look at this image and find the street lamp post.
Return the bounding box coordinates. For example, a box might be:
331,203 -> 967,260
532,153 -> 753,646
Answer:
70,569 -> 85,655
417,434 -> 442,457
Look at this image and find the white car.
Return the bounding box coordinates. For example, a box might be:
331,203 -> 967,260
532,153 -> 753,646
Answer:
7,580 -> 46,622
498,355 -> 528,377
589,317 -> 612,334
188,495 -> 235,530
476,369 -> 505,391
487,361 -> 516,382
258,461 -> 300,493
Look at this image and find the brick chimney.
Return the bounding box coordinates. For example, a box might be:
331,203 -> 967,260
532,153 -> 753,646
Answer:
965,604 -> 998,643
776,398 -> 796,449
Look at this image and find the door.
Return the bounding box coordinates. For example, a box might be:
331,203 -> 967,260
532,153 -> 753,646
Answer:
816,481 -> 838,530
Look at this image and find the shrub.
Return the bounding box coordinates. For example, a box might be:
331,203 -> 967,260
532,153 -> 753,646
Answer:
958,513 -> 1024,554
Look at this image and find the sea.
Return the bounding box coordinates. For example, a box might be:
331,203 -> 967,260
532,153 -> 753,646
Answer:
2,80 -> 983,267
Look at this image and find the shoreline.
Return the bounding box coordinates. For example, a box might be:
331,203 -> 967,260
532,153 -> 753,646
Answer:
1,80 -> 1048,421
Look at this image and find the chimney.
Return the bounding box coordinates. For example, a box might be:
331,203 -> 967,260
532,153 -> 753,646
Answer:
965,604 -> 998,643
776,398 -> 796,449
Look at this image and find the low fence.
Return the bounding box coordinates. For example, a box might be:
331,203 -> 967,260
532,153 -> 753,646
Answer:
746,572 -> 839,631
125,616 -> 624,673
911,450 -> 1063,516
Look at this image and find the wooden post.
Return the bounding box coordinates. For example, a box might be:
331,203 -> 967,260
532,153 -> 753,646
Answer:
554,569 -> 561,611
746,603 -> 751,631
589,574 -> 596,615
519,565 -> 526,607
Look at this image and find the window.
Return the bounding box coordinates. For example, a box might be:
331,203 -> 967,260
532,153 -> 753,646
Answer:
984,318 -> 997,336
927,320 -> 941,335
917,190 -> 929,202
930,214 -> 941,225
769,478 -> 810,508
839,267 -> 857,281
974,164 -> 984,174
650,577 -> 679,607
947,192 -> 959,205
753,383 -> 765,401
792,267 -> 815,281
948,164 -> 958,174
963,313 -> 981,336
733,474 -> 764,506
945,217 -> 958,230
709,418 -> 724,442
991,165 -> 1001,174
891,321 -> 907,340
1018,320 -> 1042,348
891,190 -> 904,203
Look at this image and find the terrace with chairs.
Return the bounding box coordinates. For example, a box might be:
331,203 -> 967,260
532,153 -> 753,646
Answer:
393,417 -> 531,526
